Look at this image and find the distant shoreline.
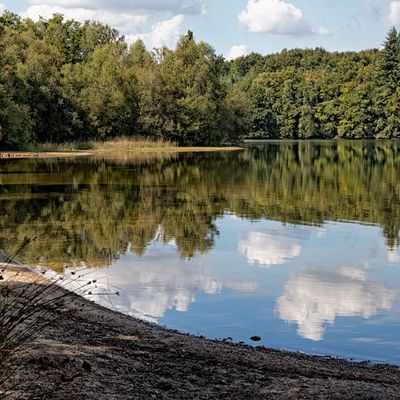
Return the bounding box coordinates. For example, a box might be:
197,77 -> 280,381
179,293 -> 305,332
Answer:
243,138 -> 400,142
3,139 -> 400,159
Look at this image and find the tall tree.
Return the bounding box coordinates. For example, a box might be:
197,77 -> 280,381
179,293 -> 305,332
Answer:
376,27 -> 400,138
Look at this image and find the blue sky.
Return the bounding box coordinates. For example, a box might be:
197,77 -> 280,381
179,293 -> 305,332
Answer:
2,0 -> 400,58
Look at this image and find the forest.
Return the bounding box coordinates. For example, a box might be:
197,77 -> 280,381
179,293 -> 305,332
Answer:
0,11 -> 399,149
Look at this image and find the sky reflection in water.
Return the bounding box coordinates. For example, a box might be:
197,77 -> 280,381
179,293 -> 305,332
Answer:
81,218 -> 400,364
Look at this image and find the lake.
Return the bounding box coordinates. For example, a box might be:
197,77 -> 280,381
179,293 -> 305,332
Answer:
1,140 -> 399,364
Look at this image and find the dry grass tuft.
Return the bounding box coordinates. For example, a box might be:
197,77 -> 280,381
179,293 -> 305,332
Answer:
0,238 -> 109,397
22,137 -> 177,153
90,136 -> 177,152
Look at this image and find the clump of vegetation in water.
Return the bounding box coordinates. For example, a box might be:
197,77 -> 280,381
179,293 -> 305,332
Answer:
90,136 -> 177,152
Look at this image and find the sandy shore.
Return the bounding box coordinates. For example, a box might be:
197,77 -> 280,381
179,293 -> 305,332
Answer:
1,268 -> 399,399
0,151 -> 93,159
0,147 -> 243,159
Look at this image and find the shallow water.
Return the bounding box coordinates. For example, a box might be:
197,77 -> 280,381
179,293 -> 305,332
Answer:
1,140 -> 399,364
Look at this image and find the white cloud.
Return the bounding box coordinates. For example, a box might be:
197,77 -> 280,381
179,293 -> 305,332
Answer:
387,1 -> 400,26
21,0 -> 205,44
0,3 -> 5,13
28,0 -> 206,15
226,44 -> 250,60
313,27 -> 330,36
127,15 -> 184,49
277,267 -> 397,341
23,5 -> 149,35
238,0 -> 329,36
239,231 -> 302,267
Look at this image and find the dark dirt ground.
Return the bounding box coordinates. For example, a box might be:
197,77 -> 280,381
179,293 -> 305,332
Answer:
1,270 -> 400,400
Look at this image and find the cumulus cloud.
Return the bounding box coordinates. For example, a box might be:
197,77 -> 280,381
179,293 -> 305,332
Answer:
127,15 -> 184,49
387,1 -> 400,26
23,5 -> 149,35
28,0 -> 206,15
239,231 -> 302,267
277,267 -> 397,341
0,3 -> 5,13
226,44 -> 250,60
238,0 -> 329,36
22,0 -> 205,44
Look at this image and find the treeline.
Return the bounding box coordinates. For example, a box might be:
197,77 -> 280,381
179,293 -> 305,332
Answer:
0,13 -> 245,148
0,12 -> 399,149
228,30 -> 400,140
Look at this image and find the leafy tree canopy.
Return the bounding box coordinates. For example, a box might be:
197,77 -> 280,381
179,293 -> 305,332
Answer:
0,12 -> 399,149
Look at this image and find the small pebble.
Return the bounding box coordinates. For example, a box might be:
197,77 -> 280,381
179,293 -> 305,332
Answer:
82,360 -> 92,371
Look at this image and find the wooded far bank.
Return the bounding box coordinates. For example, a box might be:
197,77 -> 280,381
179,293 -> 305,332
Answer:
0,12 -> 399,149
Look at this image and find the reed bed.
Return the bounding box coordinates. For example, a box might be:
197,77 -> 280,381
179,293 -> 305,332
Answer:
22,137 -> 177,153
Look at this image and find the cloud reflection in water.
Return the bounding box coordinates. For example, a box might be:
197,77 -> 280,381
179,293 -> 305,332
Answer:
277,267 -> 398,341
239,231 -> 302,267
87,247 -> 258,322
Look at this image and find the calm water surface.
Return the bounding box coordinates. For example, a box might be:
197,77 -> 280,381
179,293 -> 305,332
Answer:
1,141 -> 400,364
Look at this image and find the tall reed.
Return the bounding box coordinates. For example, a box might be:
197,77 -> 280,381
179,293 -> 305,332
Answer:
0,237 -> 100,396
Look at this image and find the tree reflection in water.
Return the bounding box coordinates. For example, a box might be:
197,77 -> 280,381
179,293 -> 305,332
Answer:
0,140 -> 399,270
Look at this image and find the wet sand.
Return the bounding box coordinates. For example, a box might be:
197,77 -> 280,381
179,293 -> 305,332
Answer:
1,268 -> 399,399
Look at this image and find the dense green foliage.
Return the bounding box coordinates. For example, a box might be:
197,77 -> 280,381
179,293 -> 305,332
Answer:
228,27 -> 400,140
0,14 -> 241,148
0,141 -> 399,269
0,12 -> 399,148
